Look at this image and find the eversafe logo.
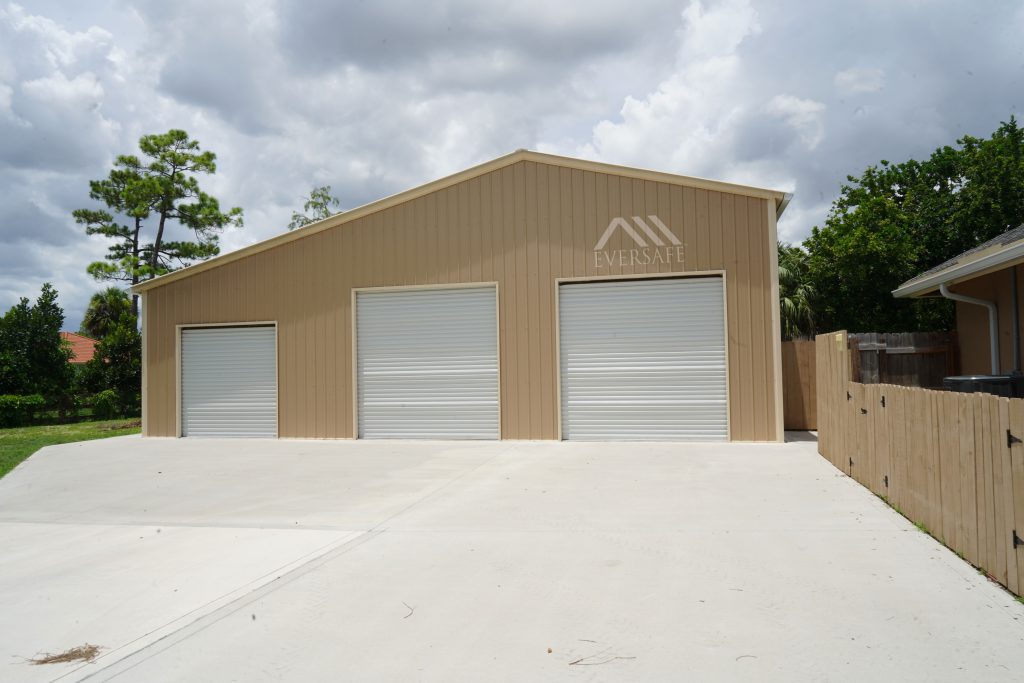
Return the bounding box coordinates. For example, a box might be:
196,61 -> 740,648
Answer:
593,215 -> 684,268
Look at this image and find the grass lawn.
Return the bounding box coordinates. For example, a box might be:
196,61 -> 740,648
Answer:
0,419 -> 140,480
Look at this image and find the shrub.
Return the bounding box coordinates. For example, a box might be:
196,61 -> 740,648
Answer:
0,394 -> 46,427
92,389 -> 118,420
116,390 -> 141,418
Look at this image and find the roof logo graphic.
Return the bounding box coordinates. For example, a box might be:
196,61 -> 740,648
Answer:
594,215 -> 681,251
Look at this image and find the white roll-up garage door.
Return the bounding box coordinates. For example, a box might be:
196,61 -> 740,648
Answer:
180,326 -> 277,438
559,277 -> 727,441
356,286 -> 499,439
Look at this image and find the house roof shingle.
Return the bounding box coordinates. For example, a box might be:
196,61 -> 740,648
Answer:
61,332 -> 97,364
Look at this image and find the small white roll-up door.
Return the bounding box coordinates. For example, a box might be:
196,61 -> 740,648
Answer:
357,286 -> 499,439
180,326 -> 277,438
559,277 -> 727,441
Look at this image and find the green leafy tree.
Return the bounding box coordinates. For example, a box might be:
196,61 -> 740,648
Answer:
80,312 -> 141,417
804,117 -> 1024,332
778,243 -> 816,340
0,299 -> 31,395
0,283 -> 73,397
75,129 -> 243,316
80,287 -> 132,340
288,184 -> 341,230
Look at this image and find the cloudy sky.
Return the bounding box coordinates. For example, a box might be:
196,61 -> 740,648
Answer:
1,0 -> 1022,328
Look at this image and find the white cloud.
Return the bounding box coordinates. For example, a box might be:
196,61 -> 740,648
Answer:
835,67 -> 885,95
677,0 -> 761,61
21,70 -> 103,104
0,0 -> 1022,325
570,0 -> 762,173
0,3 -> 114,72
764,94 -> 826,150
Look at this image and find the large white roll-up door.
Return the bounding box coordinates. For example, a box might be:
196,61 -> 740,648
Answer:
180,326 -> 277,438
357,286 -> 499,439
559,277 -> 727,441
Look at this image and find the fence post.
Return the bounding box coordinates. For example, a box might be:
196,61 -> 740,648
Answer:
850,336 -> 861,384
879,342 -> 890,385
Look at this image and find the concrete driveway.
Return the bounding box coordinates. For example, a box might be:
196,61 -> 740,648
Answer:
1,436 -> 1022,682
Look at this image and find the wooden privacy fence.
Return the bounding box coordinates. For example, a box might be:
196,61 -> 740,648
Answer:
817,331 -> 1024,597
849,331 -> 957,387
782,340 -> 816,430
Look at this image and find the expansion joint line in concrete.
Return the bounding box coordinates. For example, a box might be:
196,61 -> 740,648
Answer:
72,445 -> 514,682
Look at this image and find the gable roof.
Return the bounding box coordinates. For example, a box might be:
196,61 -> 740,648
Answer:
61,332 -> 97,364
132,149 -> 790,294
893,224 -> 1024,298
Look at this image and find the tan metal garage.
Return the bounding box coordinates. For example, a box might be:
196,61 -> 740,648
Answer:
133,150 -> 789,441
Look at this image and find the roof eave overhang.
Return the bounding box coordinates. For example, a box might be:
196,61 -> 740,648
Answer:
893,241 -> 1024,298
132,149 -> 789,295
776,192 -> 793,220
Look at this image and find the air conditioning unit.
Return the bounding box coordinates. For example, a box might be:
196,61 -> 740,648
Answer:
942,374 -> 1024,398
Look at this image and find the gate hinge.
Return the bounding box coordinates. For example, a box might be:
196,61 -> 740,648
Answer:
883,475 -> 889,488
849,457 -> 854,468
880,396 -> 886,408
1008,430 -> 1022,449
847,391 -> 852,401
1014,530 -> 1023,549
860,408 -> 868,415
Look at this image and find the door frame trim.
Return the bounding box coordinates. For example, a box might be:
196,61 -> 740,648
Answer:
351,282 -> 501,439
553,270 -> 730,441
176,321 -> 279,438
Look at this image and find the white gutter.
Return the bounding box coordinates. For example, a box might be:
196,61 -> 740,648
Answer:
939,283 -> 999,375
893,239 -> 1024,298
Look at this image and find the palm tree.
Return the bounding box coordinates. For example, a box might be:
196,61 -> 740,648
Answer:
80,287 -> 132,340
778,242 -> 816,340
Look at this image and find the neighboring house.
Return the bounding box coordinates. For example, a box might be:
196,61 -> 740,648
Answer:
893,225 -> 1024,376
60,332 -> 97,365
132,150 -> 791,442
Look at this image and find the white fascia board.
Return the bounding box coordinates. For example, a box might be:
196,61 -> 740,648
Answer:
892,241 -> 1024,298
777,193 -> 793,219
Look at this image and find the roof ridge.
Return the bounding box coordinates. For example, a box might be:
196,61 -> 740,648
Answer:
133,150 -> 789,294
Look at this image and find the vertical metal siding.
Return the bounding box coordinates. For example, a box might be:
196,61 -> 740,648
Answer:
356,287 -> 499,439
180,326 -> 277,437
144,160 -> 778,440
559,277 -> 727,441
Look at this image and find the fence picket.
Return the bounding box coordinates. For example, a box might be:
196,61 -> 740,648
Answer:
890,387 -> 907,513
975,393 -> 995,578
924,391 -> 939,529
1003,397 -> 1019,593
938,391 -> 960,550
866,385 -> 880,494
1010,398 -> 1024,594
957,393 -> 979,567
993,398 -> 1010,586
905,386 -> 925,524
850,383 -> 865,480
815,333 -> 830,461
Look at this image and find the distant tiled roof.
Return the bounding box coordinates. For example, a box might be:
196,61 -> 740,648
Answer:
61,332 -> 97,364
898,224 -> 1024,290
